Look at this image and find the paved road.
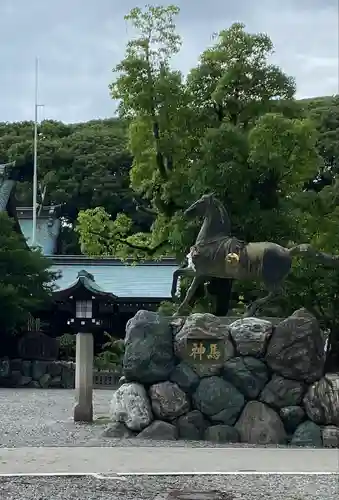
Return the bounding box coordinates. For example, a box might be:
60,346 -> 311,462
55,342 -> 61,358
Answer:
0,446 -> 338,474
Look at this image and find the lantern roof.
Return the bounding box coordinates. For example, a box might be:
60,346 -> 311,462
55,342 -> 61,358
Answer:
52,269 -> 117,301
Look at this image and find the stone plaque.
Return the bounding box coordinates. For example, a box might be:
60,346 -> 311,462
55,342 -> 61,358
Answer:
185,338 -> 225,364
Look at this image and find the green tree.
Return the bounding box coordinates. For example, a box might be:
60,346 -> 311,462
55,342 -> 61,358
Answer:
78,4 -> 192,260
277,179 -> 339,370
77,7 -> 321,316
302,95 -> 339,191
0,119 -> 141,230
0,212 -> 55,332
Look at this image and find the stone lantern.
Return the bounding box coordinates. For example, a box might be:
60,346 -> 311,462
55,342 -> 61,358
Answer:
53,269 -> 117,423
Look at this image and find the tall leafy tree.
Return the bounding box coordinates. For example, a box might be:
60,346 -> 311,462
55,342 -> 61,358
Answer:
77,7 -> 320,316
78,5 -> 190,259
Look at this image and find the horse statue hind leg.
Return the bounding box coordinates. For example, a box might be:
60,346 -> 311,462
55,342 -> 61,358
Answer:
240,241 -> 293,317
243,284 -> 281,317
237,241 -> 339,317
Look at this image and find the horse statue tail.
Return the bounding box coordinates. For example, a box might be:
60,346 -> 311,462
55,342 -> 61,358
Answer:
288,244 -> 339,267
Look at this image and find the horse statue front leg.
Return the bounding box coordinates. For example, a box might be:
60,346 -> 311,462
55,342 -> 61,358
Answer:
174,275 -> 205,316
171,267 -> 184,298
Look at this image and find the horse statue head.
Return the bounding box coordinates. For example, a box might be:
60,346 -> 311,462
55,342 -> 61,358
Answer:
184,192 -> 217,217
184,193 -> 231,239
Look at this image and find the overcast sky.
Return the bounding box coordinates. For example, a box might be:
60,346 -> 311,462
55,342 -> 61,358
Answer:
1,0 -> 338,123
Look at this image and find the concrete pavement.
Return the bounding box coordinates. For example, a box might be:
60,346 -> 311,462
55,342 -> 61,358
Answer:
0,446 -> 338,475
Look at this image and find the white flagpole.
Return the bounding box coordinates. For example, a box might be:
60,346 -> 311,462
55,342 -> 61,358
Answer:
32,57 -> 39,247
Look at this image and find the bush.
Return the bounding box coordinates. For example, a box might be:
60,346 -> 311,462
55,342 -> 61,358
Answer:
57,333 -> 76,360
93,332 -> 125,371
0,212 -> 55,333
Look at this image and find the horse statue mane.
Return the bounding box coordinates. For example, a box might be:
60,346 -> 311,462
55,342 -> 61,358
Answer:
198,194 -> 246,254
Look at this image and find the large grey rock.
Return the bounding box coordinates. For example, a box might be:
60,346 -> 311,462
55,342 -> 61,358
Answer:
102,422 -> 134,438
223,357 -> 269,399
193,376 -> 245,425
174,313 -> 234,377
290,421 -> 322,447
235,401 -> 287,445
10,370 -> 22,386
48,362 -> 62,377
118,376 -> 127,387
303,374 -> 339,426
10,359 -> 22,371
27,380 -> 41,388
170,362 -> 200,393
0,358 -> 10,378
18,376 -> 32,386
137,421 -> 177,440
31,360 -> 50,381
205,425 -> 239,443
279,406 -> 305,434
21,360 -> 32,377
229,318 -> 273,357
123,310 -> 175,384
49,376 -> 62,388
31,360 -> 48,380
149,381 -> 190,420
110,382 -> 153,431
259,375 -> 305,409
39,373 -> 52,388
322,425 -> 339,448
265,309 -> 325,383
177,410 -> 206,440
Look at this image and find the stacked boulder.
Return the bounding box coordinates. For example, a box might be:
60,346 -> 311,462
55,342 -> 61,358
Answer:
108,308 -> 339,447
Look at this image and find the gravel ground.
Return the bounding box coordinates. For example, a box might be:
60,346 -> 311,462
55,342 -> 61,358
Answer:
0,388 -> 290,449
0,388 -> 113,447
0,389 -> 338,454
0,475 -> 337,499
1,388 -> 338,450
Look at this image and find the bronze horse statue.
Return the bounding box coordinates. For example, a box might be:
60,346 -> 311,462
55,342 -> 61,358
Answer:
171,193 -> 339,317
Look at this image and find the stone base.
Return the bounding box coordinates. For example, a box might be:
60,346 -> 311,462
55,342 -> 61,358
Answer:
74,402 -> 93,423
0,359 -> 75,388
108,309 -> 339,447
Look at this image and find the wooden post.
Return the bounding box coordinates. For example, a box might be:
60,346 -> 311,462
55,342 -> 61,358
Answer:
73,332 -> 93,423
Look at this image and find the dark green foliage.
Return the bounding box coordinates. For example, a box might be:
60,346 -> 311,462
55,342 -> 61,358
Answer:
94,333 -> 125,371
0,118 -> 145,230
0,212 -> 55,332
57,333 -> 76,360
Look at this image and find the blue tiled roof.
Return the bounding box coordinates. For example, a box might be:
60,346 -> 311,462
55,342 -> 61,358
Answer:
50,257 -> 178,299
